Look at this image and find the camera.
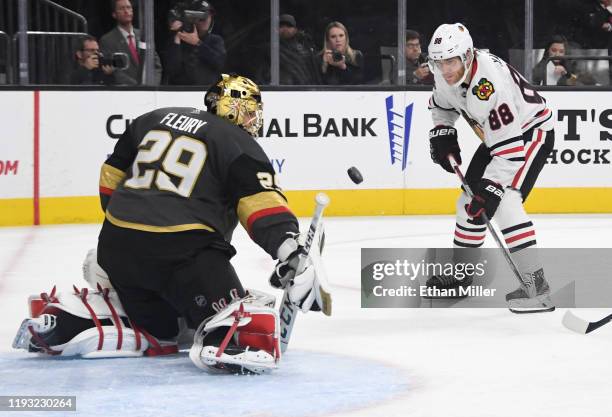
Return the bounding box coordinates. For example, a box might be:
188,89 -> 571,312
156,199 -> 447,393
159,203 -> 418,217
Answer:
332,50 -> 344,62
98,52 -> 129,70
168,1 -> 213,33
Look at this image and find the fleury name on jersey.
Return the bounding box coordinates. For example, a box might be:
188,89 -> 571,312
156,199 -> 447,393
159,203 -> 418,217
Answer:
160,112 -> 208,135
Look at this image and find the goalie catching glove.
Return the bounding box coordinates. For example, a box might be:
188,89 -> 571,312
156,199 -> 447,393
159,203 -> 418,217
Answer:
269,236 -> 323,313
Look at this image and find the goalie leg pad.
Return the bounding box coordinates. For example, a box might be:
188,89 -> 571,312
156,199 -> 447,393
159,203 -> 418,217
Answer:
189,293 -> 281,374
83,248 -> 113,290
14,285 -> 178,358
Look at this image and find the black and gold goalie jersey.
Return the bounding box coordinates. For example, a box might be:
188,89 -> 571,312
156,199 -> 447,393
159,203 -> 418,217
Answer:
99,106 -> 298,258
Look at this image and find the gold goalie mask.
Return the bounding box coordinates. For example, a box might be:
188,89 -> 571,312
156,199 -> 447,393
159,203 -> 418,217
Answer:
205,74 -> 264,137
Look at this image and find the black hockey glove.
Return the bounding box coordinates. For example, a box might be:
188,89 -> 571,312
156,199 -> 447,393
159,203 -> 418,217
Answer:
429,126 -> 461,173
466,179 -> 504,221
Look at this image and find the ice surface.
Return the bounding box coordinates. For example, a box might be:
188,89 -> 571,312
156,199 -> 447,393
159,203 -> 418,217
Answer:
0,351 -> 408,417
0,214 -> 611,417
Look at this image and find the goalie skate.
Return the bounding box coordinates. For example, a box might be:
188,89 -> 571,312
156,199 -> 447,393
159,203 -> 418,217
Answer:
191,345 -> 277,375
190,293 -> 281,375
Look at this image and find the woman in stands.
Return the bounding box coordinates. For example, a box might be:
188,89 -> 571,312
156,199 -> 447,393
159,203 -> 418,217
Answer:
320,21 -> 364,85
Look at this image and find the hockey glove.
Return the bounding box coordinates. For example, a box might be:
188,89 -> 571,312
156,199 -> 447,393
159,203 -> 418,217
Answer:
269,238 -> 322,313
429,126 -> 461,173
466,179 -> 504,221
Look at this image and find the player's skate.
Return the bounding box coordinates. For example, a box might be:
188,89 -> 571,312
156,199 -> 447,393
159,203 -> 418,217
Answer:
505,268 -> 555,313
189,292 -> 280,375
424,273 -> 473,299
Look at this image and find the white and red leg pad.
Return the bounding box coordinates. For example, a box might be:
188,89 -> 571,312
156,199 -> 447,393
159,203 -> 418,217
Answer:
189,293 -> 281,374
82,248 -> 113,290
13,285 -> 177,358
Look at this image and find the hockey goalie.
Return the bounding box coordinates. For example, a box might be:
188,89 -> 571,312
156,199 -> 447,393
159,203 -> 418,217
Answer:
12,74 -> 330,374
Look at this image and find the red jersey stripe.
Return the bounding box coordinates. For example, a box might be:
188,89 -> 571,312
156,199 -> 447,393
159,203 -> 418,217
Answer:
246,206 -> 291,234
493,146 -> 525,157
99,186 -> 114,196
511,129 -> 543,188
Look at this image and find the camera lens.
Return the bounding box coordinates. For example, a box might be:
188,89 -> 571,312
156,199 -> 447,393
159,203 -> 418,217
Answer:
332,51 -> 343,62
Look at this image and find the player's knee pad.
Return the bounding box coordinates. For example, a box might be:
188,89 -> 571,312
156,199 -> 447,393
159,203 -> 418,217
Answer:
189,291 -> 280,375
13,285 -> 177,358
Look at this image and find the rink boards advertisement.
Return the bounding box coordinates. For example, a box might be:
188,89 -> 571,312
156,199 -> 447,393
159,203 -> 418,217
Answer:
0,89 -> 611,225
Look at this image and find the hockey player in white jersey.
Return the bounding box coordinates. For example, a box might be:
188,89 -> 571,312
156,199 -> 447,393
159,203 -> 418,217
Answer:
426,23 -> 554,310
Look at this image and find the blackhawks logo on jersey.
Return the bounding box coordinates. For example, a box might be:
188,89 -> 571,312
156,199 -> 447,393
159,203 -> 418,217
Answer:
472,78 -> 495,101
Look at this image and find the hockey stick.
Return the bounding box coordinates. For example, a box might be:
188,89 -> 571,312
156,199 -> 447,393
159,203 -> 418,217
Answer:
279,192 -> 331,353
447,155 -> 554,313
562,310 -> 612,334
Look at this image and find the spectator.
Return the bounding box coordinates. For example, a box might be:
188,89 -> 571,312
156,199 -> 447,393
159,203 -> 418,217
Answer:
532,35 -> 579,85
405,29 -> 433,85
99,0 -> 163,85
320,21 -> 364,85
70,35 -> 116,85
278,14 -> 321,85
164,0 -> 226,86
579,0 -> 612,49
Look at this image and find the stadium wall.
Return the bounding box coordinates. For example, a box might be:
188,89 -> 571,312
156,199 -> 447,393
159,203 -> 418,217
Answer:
1,89 -> 611,226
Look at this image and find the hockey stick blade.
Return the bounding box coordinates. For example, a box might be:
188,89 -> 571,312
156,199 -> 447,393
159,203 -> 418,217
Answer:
562,310 -> 612,334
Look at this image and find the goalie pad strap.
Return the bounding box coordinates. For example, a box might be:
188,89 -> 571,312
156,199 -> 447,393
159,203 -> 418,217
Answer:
129,318 -> 142,351
138,327 -> 178,356
73,286 -> 104,351
99,284 -> 123,350
27,326 -> 62,355
216,303 -> 249,358
41,286 -> 59,304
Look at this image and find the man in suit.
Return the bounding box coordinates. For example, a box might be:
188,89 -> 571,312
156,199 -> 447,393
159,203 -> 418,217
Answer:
99,0 -> 162,85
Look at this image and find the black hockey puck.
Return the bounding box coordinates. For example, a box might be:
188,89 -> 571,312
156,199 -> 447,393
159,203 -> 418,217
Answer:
347,166 -> 363,184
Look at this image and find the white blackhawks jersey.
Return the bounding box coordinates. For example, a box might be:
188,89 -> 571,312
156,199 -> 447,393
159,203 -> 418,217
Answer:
428,50 -> 553,187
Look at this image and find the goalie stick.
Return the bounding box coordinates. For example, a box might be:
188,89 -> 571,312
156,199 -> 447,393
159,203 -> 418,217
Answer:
279,193 -> 331,353
447,155 -> 554,314
562,310 -> 612,334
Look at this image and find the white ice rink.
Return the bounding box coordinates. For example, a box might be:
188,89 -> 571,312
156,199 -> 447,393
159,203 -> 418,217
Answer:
0,214 -> 611,417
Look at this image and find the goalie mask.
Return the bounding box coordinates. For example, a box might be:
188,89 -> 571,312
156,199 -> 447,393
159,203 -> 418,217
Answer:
428,23 -> 474,87
204,74 -> 263,137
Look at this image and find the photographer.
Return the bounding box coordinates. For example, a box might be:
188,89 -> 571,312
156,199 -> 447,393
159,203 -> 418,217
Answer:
320,21 -> 364,85
164,0 -> 226,86
405,30 -> 433,85
70,35 -> 116,86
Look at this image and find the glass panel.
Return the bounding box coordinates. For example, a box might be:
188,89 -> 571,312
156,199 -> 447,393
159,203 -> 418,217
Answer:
410,0 -> 525,70
212,0 -> 270,86
278,0 -> 397,85
533,0 -> 611,86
